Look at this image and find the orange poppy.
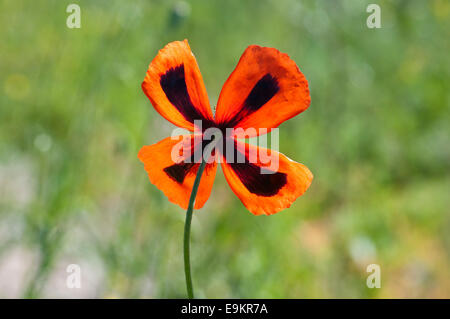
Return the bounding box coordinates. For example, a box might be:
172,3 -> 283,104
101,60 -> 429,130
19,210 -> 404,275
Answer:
138,40 -> 313,215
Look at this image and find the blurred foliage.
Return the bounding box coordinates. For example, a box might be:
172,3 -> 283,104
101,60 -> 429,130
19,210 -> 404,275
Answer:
0,0 -> 449,298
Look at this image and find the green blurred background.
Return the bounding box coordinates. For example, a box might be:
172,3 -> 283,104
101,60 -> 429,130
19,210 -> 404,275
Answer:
0,0 -> 449,298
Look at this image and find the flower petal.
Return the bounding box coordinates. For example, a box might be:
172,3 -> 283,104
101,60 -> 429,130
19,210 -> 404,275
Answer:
220,140 -> 313,215
215,45 -> 310,136
142,40 -> 213,130
138,135 -> 217,209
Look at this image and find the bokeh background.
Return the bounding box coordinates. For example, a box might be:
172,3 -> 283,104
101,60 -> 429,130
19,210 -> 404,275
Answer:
0,0 -> 449,298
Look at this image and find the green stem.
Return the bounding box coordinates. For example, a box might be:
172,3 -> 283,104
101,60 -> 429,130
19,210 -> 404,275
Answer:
184,158 -> 207,299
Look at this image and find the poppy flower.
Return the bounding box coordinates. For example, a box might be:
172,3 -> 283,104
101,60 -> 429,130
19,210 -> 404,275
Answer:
138,40 -> 313,215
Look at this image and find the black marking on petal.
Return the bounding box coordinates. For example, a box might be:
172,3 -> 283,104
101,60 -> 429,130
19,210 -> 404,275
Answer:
164,162 -> 196,184
244,73 -> 279,113
226,73 -> 279,127
160,64 -> 204,123
226,145 -> 286,197
228,161 -> 287,196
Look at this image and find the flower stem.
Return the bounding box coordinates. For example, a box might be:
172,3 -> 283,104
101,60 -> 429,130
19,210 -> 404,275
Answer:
184,158 -> 207,299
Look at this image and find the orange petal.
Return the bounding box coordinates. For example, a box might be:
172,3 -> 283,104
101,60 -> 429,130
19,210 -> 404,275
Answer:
142,40 -> 213,130
215,45 -> 310,136
138,135 -> 217,210
220,140 -> 313,215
